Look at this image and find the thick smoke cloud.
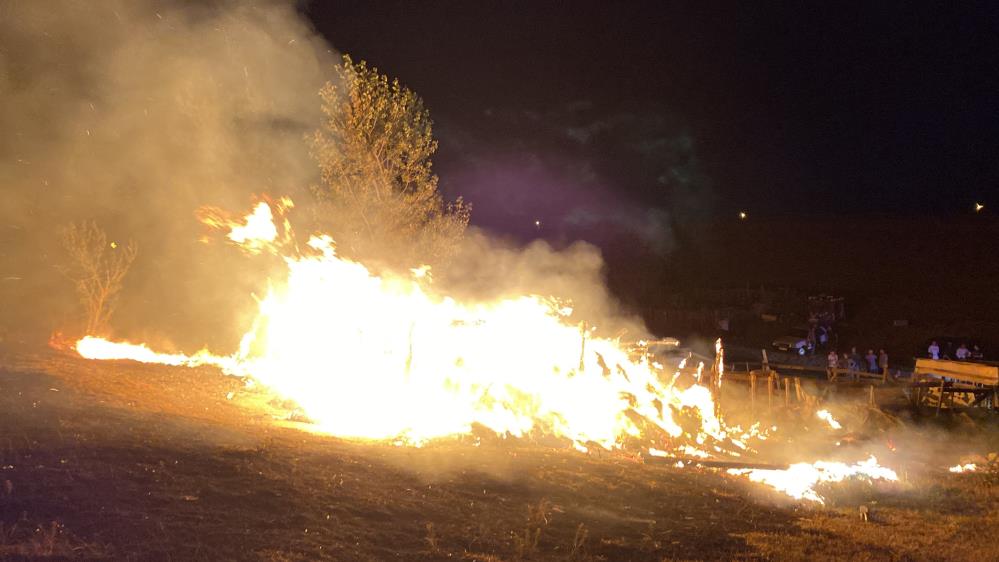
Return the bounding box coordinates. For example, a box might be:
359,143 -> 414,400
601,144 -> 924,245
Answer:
439,228 -> 648,343
0,0 -> 335,348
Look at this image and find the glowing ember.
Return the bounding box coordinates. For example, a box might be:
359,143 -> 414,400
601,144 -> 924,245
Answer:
815,409 -> 842,430
949,463 -> 977,473
729,456 -> 898,504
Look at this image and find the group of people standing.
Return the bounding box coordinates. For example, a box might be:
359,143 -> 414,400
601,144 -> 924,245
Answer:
827,346 -> 888,375
927,340 -> 983,361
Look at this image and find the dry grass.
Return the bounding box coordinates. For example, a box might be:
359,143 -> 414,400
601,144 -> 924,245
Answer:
1,348 -> 998,560
0,519 -> 110,559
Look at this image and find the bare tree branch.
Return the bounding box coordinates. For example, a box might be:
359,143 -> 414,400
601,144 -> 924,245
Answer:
59,221 -> 137,335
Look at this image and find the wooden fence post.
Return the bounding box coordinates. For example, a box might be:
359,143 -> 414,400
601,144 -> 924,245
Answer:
750,373 -> 757,414
936,379 -> 945,417
767,375 -> 774,412
783,377 -> 790,408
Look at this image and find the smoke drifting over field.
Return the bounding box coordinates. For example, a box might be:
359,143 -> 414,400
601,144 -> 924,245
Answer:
0,0 -> 335,345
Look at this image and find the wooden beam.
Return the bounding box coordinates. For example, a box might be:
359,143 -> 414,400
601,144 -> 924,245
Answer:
914,359 -> 998,386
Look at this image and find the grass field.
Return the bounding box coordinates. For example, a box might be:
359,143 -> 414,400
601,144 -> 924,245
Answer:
1,348 -> 997,561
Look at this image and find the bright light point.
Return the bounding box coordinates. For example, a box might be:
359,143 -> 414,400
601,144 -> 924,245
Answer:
109,241 -> 118,249
534,219 -> 541,228
975,202 -> 984,212
738,211 -> 747,220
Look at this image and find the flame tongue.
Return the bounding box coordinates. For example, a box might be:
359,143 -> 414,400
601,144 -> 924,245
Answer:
76,336 -> 238,372
816,409 -> 842,430
729,456 -> 898,504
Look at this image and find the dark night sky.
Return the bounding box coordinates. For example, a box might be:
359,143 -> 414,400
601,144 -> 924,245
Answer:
303,1 -> 999,232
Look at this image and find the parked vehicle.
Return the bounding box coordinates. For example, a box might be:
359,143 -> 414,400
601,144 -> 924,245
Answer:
772,328 -> 814,356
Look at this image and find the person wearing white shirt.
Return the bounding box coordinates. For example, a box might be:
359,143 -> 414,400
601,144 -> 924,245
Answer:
928,341 -> 940,360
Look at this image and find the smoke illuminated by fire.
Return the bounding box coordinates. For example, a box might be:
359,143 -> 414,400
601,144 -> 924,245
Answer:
75,199 -> 901,503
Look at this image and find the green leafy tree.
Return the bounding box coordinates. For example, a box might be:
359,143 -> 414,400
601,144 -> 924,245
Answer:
310,55 -> 469,268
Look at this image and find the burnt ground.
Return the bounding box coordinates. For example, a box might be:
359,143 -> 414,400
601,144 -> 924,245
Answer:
1,349 -> 998,561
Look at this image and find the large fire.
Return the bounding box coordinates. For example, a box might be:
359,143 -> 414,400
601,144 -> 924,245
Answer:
75,199 -> 900,502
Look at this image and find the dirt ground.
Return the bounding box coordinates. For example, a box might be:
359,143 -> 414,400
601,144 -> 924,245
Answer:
1,348 -> 998,561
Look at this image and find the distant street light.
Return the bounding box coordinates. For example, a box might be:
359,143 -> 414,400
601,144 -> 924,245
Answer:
975,202 -> 984,212
534,219 -> 542,230
738,211 -> 748,220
